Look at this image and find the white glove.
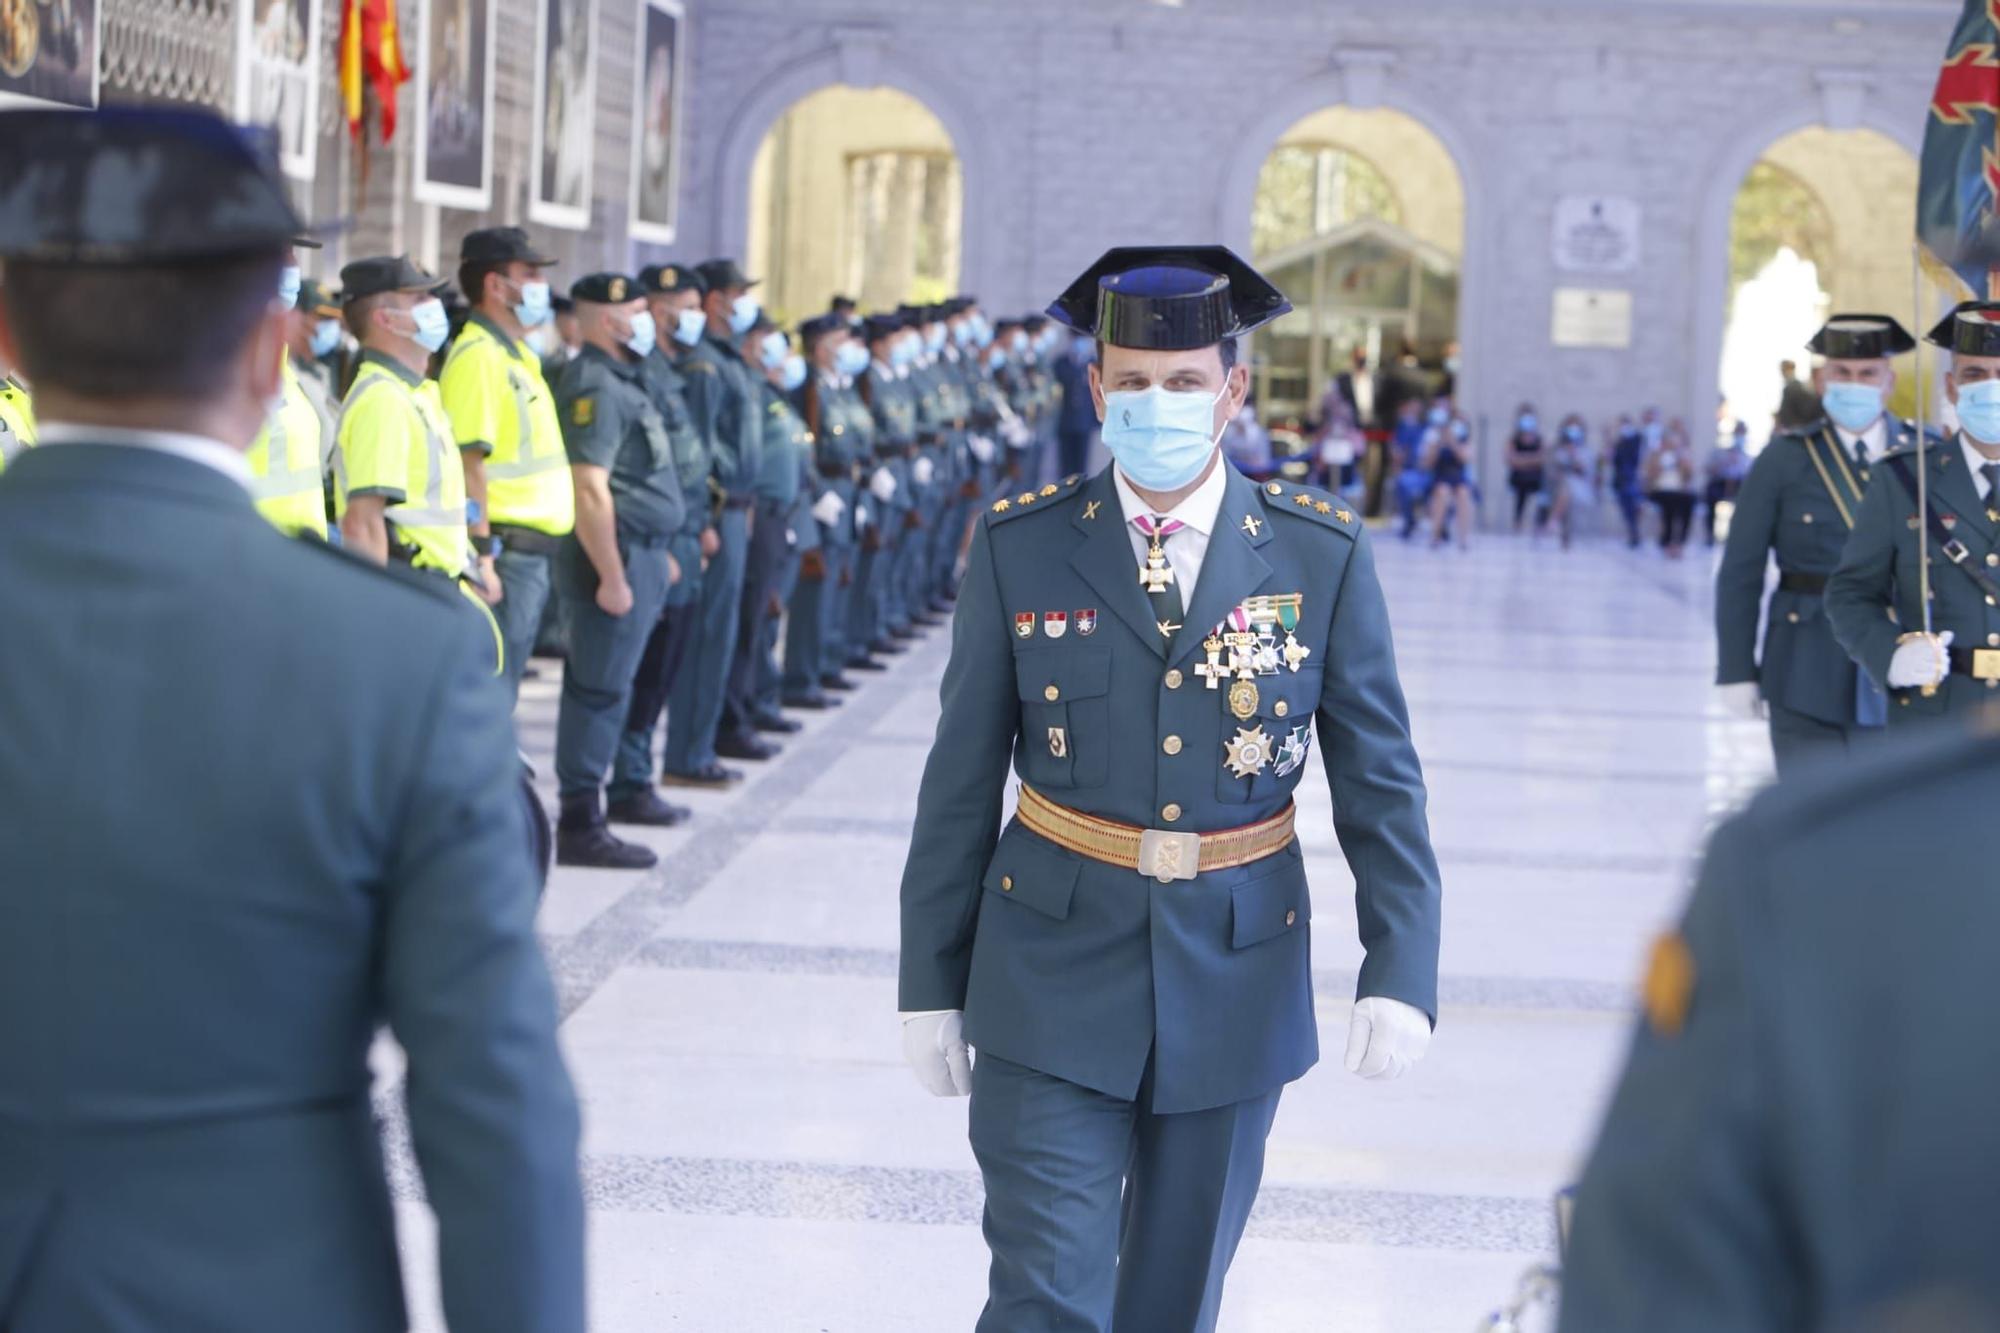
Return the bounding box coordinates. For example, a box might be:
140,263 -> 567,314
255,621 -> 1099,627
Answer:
811,491 -> 846,527
1887,630 -> 1953,690
870,467 -> 899,503
900,1010 -> 972,1097
967,433 -> 997,464
1344,996 -> 1432,1081
1715,681 -> 1766,720
1000,418 -> 1032,448
913,456 -> 936,486
855,502 -> 871,531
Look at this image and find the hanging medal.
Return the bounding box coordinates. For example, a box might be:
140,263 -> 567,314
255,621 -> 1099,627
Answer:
1275,596 -> 1311,672
1221,606 -> 1261,717
1139,533 -> 1175,595
1196,634 -> 1229,690
1224,725 -> 1276,779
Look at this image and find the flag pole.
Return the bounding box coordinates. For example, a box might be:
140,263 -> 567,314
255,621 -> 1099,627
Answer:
1914,243 -> 1934,642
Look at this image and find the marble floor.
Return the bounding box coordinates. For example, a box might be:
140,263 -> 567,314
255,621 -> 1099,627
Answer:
392,526 -> 1767,1332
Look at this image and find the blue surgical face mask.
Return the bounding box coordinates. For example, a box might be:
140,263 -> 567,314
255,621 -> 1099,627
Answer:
673,307 -> 707,347
513,279 -> 552,328
278,264 -> 302,310
988,349 -> 1007,371
974,316 -> 994,348
310,318 -> 342,358
1518,413 -> 1538,433
1010,331 -> 1029,354
1562,423 -> 1584,442
925,324 -> 946,353
409,298 -> 450,353
1102,385 -> 1225,492
1958,379 -> 2000,445
759,330 -> 789,370
1823,380 -> 1884,433
1427,405 -> 1449,426
626,309 -> 657,357
953,321 -> 975,348
835,341 -> 869,376
729,294 -> 760,335
780,354 -> 807,392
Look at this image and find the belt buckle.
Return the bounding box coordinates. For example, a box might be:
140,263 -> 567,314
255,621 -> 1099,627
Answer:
1137,829 -> 1201,883
1975,649 -> 2000,681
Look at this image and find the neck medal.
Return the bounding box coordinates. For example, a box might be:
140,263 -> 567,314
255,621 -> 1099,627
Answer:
1139,534 -> 1176,594
1224,725 -> 1276,779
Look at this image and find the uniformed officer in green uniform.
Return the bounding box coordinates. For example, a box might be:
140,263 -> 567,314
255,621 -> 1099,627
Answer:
1829,302 -> 2000,721
784,312 -> 871,704
859,313 -> 919,657
746,328 -> 818,723
608,261 -> 719,824
0,103 -> 581,1333
662,258 -> 767,786
1714,315 -> 1917,772
441,226 -> 573,701
550,273 -> 687,867
898,246 -> 1442,1332
1560,718 -> 2000,1330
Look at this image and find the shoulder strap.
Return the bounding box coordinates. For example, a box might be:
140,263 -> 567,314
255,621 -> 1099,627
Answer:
1886,454 -> 2000,604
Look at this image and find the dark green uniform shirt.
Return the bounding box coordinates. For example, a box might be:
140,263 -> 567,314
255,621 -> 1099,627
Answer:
643,346 -> 716,538
554,344 -> 685,541
685,332 -> 763,497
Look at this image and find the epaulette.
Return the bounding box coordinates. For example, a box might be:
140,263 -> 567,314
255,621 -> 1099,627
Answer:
1257,478 -> 1359,537
289,535 -> 467,608
988,473 -> 1085,524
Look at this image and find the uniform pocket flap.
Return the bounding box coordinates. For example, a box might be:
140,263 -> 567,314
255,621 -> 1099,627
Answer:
983,824 -> 1083,920
1252,669 -> 1321,724
1230,858 -> 1307,949
1014,647 -> 1112,703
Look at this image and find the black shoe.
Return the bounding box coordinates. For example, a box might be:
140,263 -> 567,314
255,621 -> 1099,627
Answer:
910,614 -> 942,628
890,625 -> 922,640
556,823 -> 659,869
752,710 -> 804,734
660,763 -> 743,789
871,639 -> 908,656
785,692 -> 838,710
607,789 -> 691,827
848,656 -> 890,672
716,732 -> 781,761
821,674 -> 858,692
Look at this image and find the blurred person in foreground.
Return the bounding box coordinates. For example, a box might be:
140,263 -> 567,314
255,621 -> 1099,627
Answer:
1561,717 -> 2000,1332
0,106 -> 584,1332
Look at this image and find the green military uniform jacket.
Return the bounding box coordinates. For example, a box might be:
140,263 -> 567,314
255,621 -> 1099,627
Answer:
1715,416 -> 1913,726
1827,431 -> 2000,720
553,344 -> 684,541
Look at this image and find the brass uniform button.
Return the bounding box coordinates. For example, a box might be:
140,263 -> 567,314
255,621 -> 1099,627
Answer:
1163,736 -> 1183,755
1001,875 -> 1013,891
1802,513 -> 1814,524
1989,634 -> 1999,648
1284,910 -> 1297,928
1266,482 -> 1283,496
1988,553 -> 1999,568
1162,803 -> 1182,823
1274,700 -> 1289,717
1786,611 -> 1800,624
1165,669 -> 1184,689
1044,685 -> 1060,702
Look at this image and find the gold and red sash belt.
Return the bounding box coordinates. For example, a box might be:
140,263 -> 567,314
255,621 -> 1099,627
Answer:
1016,783 -> 1296,883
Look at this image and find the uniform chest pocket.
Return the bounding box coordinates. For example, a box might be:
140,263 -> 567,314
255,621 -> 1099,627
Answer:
637,405 -> 674,471
1216,668 -> 1322,805
1015,646 -> 1112,790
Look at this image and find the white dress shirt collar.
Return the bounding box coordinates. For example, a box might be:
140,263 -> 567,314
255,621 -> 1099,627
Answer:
1961,434 -> 2000,499
1834,416 -> 1889,464
1111,453 -> 1229,537
36,422 -> 252,491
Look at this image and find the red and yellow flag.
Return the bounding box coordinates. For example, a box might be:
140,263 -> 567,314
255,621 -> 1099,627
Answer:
338,0 -> 410,142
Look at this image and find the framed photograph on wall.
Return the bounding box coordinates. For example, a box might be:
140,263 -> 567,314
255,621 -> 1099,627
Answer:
234,0 -> 322,180
0,0 -> 99,110
627,0 -> 684,245
413,0 -> 494,209
529,0 -> 597,230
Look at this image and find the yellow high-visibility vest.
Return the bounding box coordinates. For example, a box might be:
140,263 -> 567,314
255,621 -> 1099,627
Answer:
440,315 -> 574,535
0,376 -> 36,474
334,352 -> 474,578
245,358 -> 328,537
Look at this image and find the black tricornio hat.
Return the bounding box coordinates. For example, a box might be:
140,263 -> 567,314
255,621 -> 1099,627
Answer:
340,255 -> 442,302
694,258 -> 759,292
1808,314 -> 1915,360
461,226 -> 555,267
639,263 -> 706,296
862,314 -> 905,343
571,272 -> 640,304
1926,302 -> 2000,356
0,106 -> 306,262
799,313 -> 848,346
1048,245 -> 1291,351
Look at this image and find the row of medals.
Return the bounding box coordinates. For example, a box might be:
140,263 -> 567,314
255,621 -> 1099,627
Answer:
1141,532 -> 1310,781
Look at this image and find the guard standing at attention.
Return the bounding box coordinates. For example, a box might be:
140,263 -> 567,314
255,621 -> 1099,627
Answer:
608,261 -> 719,826
441,225 -> 573,701
897,246 -> 1442,1333
1829,302 -> 2000,722
244,243 -> 329,538
0,104 -> 581,1333
859,313 -> 918,658
662,257 -> 766,787
1714,315 -> 1916,772
783,312 -> 869,705
550,273 -> 687,867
